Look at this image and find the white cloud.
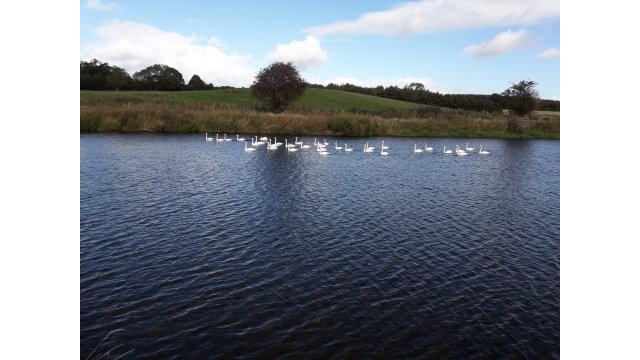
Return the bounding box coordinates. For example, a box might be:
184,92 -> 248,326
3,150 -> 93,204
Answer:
306,0 -> 559,36
537,47 -> 560,59
314,76 -> 455,94
81,20 -> 255,86
463,29 -> 533,58
86,0 -> 121,12
267,36 -> 328,70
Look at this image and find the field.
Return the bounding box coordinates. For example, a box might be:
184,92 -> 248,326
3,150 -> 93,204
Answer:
80,88 -> 559,139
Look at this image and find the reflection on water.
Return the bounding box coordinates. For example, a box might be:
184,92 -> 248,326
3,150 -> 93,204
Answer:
81,134 -> 559,359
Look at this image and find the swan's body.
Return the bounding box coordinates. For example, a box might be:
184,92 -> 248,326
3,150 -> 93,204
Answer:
294,137 -> 302,145
424,143 -> 433,151
443,146 -> 453,154
319,150 -> 329,156
244,142 -> 256,152
364,144 -> 374,153
288,146 -> 299,152
259,136 -> 268,141
273,137 -> 283,146
413,144 -> 424,153
479,145 -> 490,155
381,141 -> 389,150
205,133 -> 214,141
335,142 -> 343,150
216,134 -> 224,142
301,141 -> 311,149
344,144 -> 353,152
380,148 -> 389,156
236,134 -> 246,142
455,145 -> 468,156
252,136 -> 265,146
223,134 -> 232,141
465,142 -> 475,152
285,139 -> 296,148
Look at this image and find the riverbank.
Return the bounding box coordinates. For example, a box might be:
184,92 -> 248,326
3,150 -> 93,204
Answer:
80,99 -> 559,139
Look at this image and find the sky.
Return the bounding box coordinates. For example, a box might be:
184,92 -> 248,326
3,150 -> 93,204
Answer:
80,0 -> 559,99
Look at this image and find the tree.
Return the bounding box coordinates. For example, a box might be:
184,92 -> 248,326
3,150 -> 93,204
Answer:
501,80 -> 539,116
80,59 -> 112,90
105,66 -> 132,90
250,61 -> 307,111
133,64 -> 185,91
186,74 -> 207,90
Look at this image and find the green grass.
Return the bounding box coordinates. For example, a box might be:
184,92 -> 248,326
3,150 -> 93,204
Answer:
81,88 -> 426,111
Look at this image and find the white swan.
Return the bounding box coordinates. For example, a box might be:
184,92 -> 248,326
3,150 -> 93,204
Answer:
252,136 -> 265,146
223,134 -> 232,141
366,142 -> 375,150
443,146 -> 453,154
455,145 -> 468,156
465,142 -> 475,152
479,145 -> 490,155
364,144 -> 374,153
236,134 -> 246,141
413,144 -> 424,153
273,137 -> 283,146
344,143 -> 353,152
294,137 -> 302,145
285,139 -> 296,148
205,133 -> 214,141
424,143 -> 433,151
267,139 -> 278,150
301,141 -> 311,149
380,148 -> 389,156
335,142 -> 343,150
287,144 -> 299,152
244,141 -> 256,152
216,134 -> 224,142
319,150 -> 329,155
323,139 -> 329,146
381,141 -> 389,150
259,136 -> 268,141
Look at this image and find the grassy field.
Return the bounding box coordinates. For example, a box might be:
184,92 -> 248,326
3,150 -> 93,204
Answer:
81,88 -> 426,112
80,89 -> 559,139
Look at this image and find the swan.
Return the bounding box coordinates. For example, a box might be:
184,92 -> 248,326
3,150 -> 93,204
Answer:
267,139 -> 278,150
259,136 -> 268,141
455,145 -> 468,156
364,144 -> 374,153
287,144 -> 299,152
205,133 -> 214,141
244,141 -> 256,152
223,134 -> 232,141
216,134 -> 224,142
335,142 -> 343,150
301,141 -> 311,149
413,144 -> 424,153
344,143 -> 353,152
443,146 -> 453,154
319,150 -> 329,155
252,136 -> 265,146
285,139 -> 296,148
479,145 -> 490,155
380,148 -> 389,156
322,139 -> 329,146
465,142 -> 475,152
294,137 -> 303,145
236,134 -> 246,141
381,141 -> 389,150
424,143 -> 433,151
366,142 -> 375,150
273,137 -> 283,146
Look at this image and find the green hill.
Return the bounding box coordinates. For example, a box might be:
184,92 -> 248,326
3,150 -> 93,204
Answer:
80,88 -> 425,111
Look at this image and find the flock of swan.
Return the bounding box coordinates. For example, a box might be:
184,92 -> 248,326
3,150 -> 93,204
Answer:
205,133 -> 491,156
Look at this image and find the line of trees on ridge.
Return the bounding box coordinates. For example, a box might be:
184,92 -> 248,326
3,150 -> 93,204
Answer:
81,59 -> 559,114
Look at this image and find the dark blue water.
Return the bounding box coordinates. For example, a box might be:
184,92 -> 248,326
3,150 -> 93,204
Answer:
81,134 -> 559,359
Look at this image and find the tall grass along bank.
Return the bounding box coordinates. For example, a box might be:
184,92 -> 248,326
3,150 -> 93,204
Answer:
80,98 -> 559,139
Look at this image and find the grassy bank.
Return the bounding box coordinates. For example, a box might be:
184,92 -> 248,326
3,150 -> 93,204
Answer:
80,98 -> 560,139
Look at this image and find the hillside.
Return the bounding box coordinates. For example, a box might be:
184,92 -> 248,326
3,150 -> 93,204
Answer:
80,88 -> 426,111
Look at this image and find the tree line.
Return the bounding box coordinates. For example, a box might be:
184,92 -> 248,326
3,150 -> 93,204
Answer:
309,82 -> 559,113
80,59 -> 233,91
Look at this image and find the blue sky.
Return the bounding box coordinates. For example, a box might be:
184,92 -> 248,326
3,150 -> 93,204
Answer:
80,0 -> 560,99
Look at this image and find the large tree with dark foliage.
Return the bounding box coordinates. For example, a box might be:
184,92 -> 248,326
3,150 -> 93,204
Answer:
501,80 -> 539,116
186,74 -> 207,90
133,64 -> 185,91
250,62 -> 307,111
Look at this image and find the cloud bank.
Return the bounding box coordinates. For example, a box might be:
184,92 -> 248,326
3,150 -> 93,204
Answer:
267,36 -> 328,70
86,0 -> 121,12
463,29 -> 533,58
305,0 -> 559,36
81,20 -> 255,86
537,47 -> 560,59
